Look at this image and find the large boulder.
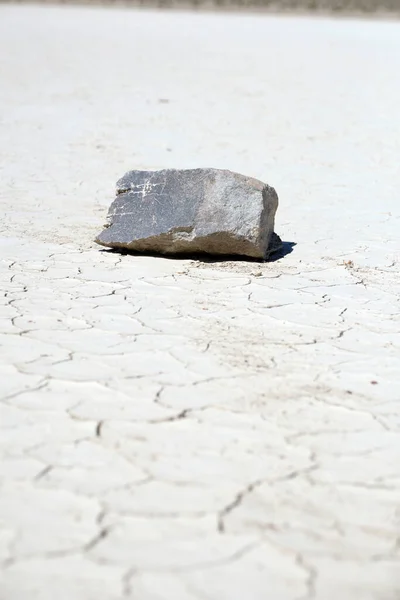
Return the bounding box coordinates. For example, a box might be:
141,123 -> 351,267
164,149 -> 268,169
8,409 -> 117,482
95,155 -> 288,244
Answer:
95,168 -> 281,259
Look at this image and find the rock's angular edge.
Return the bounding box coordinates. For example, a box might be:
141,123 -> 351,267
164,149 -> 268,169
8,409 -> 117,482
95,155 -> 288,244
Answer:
95,168 -> 282,259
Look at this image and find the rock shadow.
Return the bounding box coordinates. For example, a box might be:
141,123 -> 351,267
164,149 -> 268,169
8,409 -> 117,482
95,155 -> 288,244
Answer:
99,241 -> 296,263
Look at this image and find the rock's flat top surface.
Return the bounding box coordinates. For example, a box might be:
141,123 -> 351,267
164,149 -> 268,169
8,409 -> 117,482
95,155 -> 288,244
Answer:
0,6 -> 399,600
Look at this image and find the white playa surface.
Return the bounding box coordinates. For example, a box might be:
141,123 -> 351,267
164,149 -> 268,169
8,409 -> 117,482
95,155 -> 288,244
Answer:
0,5 -> 399,599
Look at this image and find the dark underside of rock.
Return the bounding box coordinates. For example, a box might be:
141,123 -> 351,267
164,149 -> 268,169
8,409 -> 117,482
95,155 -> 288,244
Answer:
95,168 -> 282,259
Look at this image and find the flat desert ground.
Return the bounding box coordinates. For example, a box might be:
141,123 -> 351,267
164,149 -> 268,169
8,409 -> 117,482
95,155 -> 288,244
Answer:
0,5 -> 399,599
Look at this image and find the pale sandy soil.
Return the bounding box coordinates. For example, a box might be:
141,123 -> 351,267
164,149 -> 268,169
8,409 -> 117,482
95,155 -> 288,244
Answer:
0,6 -> 399,599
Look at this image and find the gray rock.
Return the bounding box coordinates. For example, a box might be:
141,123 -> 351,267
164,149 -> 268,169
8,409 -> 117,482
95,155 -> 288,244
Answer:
95,168 -> 281,259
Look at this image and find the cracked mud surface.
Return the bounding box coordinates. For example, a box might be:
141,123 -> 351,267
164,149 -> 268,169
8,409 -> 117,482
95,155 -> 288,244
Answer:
0,6 -> 399,600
